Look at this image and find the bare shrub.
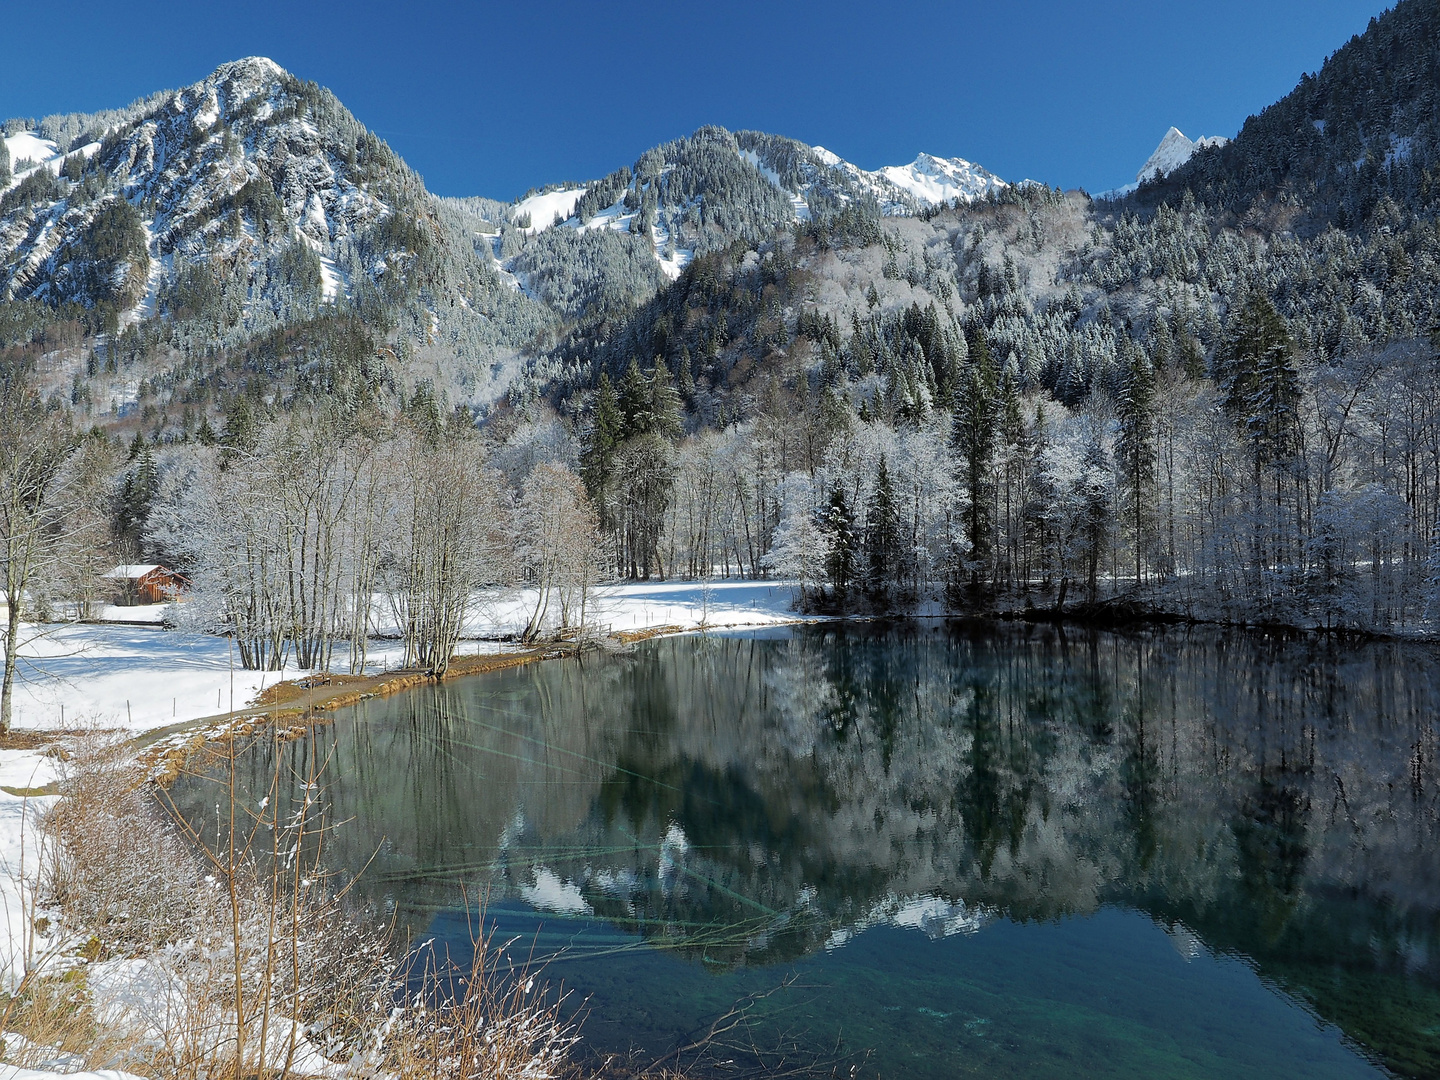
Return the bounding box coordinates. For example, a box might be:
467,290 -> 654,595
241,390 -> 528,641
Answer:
385,896 -> 580,1080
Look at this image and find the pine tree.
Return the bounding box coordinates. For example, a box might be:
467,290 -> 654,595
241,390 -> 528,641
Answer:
822,483 -> 857,597
618,358 -> 650,437
1116,343 -> 1156,586
117,446 -> 158,554
951,329 -> 998,596
1218,294 -> 1299,466
580,372 -> 624,533
864,456 -> 901,596
648,358 -> 684,439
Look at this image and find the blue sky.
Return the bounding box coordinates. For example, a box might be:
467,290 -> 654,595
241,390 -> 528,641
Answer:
2,0 -> 1390,199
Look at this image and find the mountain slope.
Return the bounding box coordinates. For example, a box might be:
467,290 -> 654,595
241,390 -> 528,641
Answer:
1149,0 -> 1440,223
1,57 -> 550,399
480,127 -> 1008,333
1136,128 -> 1227,184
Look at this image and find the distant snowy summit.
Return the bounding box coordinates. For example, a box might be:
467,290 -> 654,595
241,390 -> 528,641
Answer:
499,135 -> 1007,284
1137,127 -> 1227,183
831,150 -> 1009,211
1097,126 -> 1228,199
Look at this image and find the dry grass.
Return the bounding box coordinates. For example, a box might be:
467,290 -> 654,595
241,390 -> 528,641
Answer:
4,728 -> 844,1080
1,730 -> 591,1080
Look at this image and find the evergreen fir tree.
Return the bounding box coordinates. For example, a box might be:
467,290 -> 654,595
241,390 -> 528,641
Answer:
648,358 -> 684,439
581,372 -> 624,513
1116,343 -> 1156,586
618,358 -> 650,437
1218,294 -> 1299,466
117,446 -> 158,554
864,456 -> 902,596
822,483 -> 857,597
951,329 -> 999,595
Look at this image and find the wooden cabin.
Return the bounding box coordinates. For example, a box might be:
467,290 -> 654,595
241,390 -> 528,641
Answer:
102,564 -> 186,605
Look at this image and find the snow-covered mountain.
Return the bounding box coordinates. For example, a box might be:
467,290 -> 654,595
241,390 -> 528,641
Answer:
2,59 -> 1009,403
1096,126 -> 1228,199
483,130 -> 1007,291
1137,127 -> 1227,183
1,57 -> 545,398
855,152 -> 1008,210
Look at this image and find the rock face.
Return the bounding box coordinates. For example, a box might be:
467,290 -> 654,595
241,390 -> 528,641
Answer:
1136,126 -> 1228,183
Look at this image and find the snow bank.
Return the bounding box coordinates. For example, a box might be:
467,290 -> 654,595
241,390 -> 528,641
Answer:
0,1066 -> 147,1080
511,187 -> 586,235
7,581 -> 804,734
0,751 -> 57,993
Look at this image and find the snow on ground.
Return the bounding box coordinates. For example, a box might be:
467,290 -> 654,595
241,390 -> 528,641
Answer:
317,253 -> 346,301
2,134 -> 63,194
875,153 -> 1007,206
0,1064 -> 147,1080
5,623 -> 407,734
511,187 -> 586,235
0,752 -> 57,995
0,134 -> 100,198
740,150 -> 811,222
0,580 -> 806,1074
121,221 -> 167,329
5,581 -> 806,735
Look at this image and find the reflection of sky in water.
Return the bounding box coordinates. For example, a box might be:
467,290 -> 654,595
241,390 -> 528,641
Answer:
179,623 -> 1440,1078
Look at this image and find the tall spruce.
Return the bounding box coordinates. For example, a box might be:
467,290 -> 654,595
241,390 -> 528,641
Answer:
822,482 -> 857,596
1116,342 -> 1156,586
951,328 -> 998,596
581,372 -> 624,544
865,456 -> 902,596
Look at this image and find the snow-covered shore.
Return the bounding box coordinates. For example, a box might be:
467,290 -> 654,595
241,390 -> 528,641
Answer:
0,579 -> 805,1077
4,580 -> 805,736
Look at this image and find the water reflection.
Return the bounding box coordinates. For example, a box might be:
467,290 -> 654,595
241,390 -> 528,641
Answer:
176,623 -> 1440,1078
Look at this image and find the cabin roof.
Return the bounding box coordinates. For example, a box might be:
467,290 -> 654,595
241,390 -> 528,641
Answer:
102,564 -> 165,580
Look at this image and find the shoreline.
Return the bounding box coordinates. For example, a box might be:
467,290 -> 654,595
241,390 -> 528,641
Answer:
133,599 -> 1440,787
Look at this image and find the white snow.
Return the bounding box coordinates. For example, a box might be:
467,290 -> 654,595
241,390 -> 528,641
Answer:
121,221 -> 166,329
1094,127 -> 1228,199
0,1066 -> 147,1080
101,566 -> 162,580
3,134 -> 62,175
317,254 -> 346,302
0,750 -> 57,996
811,145 -> 843,167
1135,127 -> 1227,184
5,581 -> 807,735
2,134 -> 64,195
875,153 -> 1008,207
740,150 -> 812,222
3,623 -> 332,733
511,187 -> 586,236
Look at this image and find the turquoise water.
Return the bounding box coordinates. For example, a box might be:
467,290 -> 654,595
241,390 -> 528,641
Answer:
177,623 -> 1440,1077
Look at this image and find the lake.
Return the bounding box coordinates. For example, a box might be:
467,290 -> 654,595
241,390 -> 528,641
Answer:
175,622 -> 1440,1078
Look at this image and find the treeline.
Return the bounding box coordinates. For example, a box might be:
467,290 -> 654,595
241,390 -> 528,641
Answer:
559,293 -> 1440,632
1153,0 -> 1440,226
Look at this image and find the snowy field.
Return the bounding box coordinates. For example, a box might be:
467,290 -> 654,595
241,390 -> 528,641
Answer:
5,580 -> 807,736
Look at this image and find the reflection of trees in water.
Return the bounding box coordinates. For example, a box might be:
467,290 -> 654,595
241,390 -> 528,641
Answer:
181,624 -> 1440,1075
